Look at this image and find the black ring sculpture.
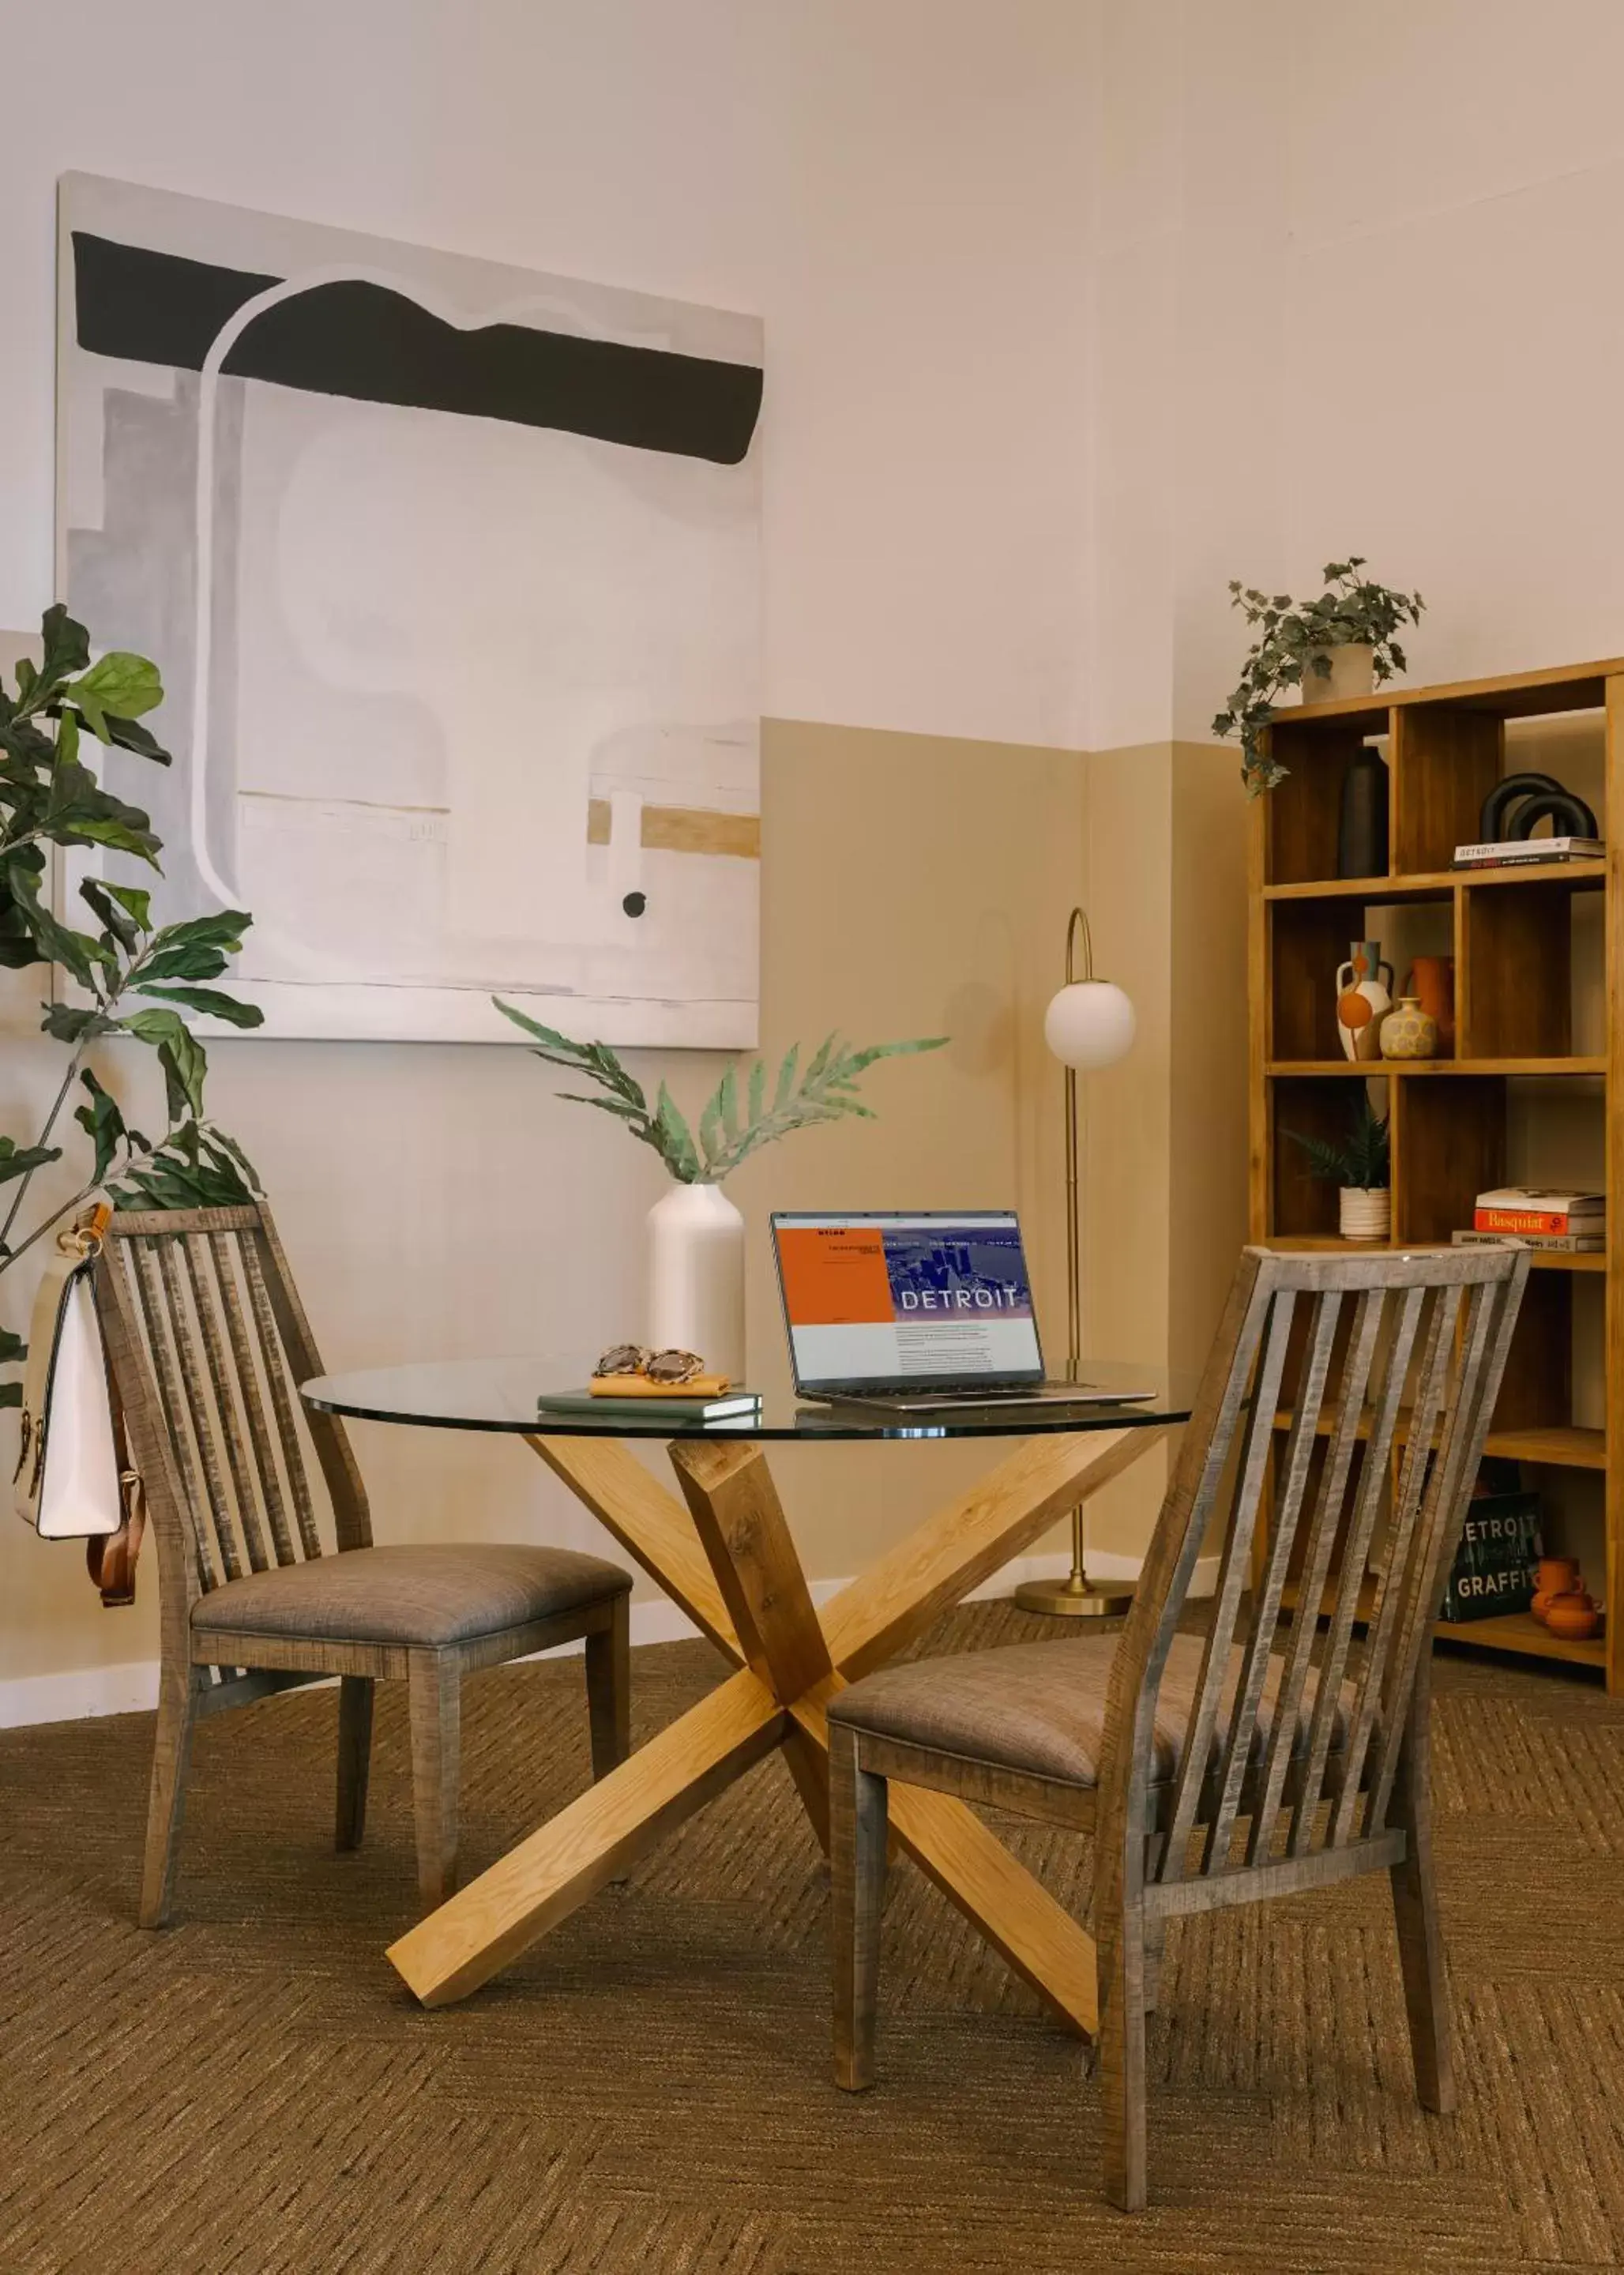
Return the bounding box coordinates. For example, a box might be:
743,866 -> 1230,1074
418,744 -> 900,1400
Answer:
1479,770 -> 1599,844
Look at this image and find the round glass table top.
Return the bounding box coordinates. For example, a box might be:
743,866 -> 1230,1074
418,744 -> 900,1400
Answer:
300,1356 -> 1194,1442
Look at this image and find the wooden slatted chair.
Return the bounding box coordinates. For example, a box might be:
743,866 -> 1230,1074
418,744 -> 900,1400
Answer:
827,1243 -> 1529,2210
94,1203 -> 634,1928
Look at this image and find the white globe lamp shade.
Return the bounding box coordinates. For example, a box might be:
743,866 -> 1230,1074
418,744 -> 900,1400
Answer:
1043,979 -> 1136,1070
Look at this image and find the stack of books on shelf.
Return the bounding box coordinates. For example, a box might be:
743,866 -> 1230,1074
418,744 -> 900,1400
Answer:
1452,1187 -> 1606,1254
1451,835 -> 1604,871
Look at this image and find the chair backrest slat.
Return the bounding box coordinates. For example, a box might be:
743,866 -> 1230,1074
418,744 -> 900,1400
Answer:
128,1238 -> 223,1589
239,1229 -> 324,1562
1205,1288 -> 1342,1872
1099,1245 -> 1528,1898
1284,1282 -> 1419,1857
1246,1286 -> 1382,1863
180,1235 -> 269,1574
1327,1280 -> 1462,1844
1366,1273 -> 1520,1834
97,1205 -> 370,1604
1160,1286 -> 1296,1882
152,1234 -> 242,1585
207,1231 -> 299,1566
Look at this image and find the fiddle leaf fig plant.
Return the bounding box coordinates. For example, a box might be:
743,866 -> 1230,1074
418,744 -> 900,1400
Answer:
494,998 -> 948,1183
1213,558 -> 1425,797
0,604 -> 264,1407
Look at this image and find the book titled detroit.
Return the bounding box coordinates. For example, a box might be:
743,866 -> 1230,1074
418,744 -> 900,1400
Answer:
883,1225 -> 1035,1318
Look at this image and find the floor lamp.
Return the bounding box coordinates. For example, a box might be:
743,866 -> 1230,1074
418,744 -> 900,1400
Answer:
1013,905 -> 1137,1618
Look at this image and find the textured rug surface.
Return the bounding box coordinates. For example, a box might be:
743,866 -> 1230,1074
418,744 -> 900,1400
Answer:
2,1600 -> 1622,2274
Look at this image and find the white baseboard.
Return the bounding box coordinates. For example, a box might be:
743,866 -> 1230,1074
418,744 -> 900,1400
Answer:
0,1547 -> 1217,1731
0,1657 -> 163,1729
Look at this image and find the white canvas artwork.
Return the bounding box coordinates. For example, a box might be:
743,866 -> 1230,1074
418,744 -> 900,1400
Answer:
56,174 -> 763,1045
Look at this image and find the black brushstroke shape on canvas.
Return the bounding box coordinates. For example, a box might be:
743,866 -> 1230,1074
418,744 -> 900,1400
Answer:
72,232 -> 762,466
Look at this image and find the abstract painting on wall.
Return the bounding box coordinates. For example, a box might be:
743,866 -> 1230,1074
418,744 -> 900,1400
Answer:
56,173 -> 763,1046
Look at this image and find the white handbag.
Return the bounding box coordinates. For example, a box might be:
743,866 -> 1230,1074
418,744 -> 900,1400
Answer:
13,1207 -> 124,1540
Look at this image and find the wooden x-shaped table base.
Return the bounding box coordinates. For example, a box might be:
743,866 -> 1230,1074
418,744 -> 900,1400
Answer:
387,1423 -> 1168,2027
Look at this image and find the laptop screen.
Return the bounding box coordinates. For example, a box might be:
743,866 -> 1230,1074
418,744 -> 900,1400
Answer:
771,1211 -> 1044,1393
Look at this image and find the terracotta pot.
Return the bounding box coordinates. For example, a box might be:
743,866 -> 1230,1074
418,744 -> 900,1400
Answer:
1532,1555 -> 1583,1624
1406,955 -> 1456,1053
1544,1590 -> 1603,1643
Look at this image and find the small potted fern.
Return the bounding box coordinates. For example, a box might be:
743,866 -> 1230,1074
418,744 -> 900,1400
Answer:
494,1001 -> 946,1378
1284,1093 -> 1391,1243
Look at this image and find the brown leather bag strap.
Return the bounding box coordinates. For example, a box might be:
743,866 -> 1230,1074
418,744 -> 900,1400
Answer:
86,1239 -> 147,1610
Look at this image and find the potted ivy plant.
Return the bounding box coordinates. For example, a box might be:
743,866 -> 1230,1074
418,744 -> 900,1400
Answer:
1284,1093 -> 1391,1243
1213,558 -> 1425,795
494,1002 -> 946,1378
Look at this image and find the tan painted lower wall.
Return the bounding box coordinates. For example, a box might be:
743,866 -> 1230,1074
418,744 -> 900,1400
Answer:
0,716 -> 1092,1692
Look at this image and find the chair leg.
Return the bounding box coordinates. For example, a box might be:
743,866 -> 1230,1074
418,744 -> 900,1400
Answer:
1097,1891 -> 1149,2212
1141,1833 -> 1167,2014
584,1592 -> 632,1781
830,1720 -> 887,2092
140,1664 -> 204,1929
1389,1744 -> 1455,2114
407,1651 -> 461,1911
335,1675 -> 375,1852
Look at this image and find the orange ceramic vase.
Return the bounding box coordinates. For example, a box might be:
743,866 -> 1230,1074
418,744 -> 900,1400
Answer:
1405,956 -> 1456,1055
1544,1590 -> 1603,1642
1532,1555 -> 1583,1624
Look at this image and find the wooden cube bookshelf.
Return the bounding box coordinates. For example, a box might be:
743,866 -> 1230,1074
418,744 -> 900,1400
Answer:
1248,656 -> 1623,1687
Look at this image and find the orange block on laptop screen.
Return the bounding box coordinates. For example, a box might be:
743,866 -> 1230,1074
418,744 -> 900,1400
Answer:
773,1225 -> 895,1325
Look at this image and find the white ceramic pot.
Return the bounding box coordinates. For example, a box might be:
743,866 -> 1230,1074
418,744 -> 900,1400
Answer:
1302,642 -> 1376,705
1339,1187 -> 1391,1243
646,1179 -> 746,1382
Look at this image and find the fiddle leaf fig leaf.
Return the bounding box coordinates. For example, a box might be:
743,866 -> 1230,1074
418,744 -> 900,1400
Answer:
0,1137 -> 62,1186
132,982 -> 264,1028
74,1069 -> 127,1183
66,651 -> 164,737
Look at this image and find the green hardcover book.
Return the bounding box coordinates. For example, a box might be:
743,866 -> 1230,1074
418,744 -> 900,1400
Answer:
536,1389 -> 763,1424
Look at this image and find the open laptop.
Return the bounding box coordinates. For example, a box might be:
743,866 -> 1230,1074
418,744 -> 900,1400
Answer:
770,1209 -> 1155,1416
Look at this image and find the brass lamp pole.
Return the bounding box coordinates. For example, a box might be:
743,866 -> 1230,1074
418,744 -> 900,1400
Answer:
1014,906 -> 1136,1618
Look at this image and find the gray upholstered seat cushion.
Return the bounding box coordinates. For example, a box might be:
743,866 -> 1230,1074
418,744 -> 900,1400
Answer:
826,1633 -> 1351,1789
191,1543 -> 631,1649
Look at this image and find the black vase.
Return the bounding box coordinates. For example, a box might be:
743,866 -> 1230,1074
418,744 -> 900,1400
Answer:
1337,746 -> 1389,878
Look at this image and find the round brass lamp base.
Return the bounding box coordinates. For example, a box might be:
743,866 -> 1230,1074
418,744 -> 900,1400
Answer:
1013,1573 -> 1132,1619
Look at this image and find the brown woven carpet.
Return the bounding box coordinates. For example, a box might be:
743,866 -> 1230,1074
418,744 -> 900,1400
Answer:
3,1601 -> 1622,2274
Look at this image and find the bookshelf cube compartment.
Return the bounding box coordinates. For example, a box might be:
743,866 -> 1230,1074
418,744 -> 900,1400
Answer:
1490,1268 -> 1574,1438
1270,1077 -> 1379,1239
1460,878 -> 1574,1058
1269,901 -> 1364,1060
1393,706 -> 1504,874
1264,721 -> 1382,886
1392,1074 -> 1506,1245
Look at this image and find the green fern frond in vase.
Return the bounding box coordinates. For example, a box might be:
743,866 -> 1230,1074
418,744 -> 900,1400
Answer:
492,1001 -> 948,1182
1283,1094 -> 1390,1190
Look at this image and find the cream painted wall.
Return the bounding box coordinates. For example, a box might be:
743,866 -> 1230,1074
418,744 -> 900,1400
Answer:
0,0 -> 1107,1705
1089,0 -> 1624,745
0,0 -> 1097,750
0,720 -> 1088,1693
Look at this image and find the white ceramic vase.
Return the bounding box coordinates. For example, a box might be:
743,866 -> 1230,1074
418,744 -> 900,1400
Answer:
1302,642 -> 1376,705
1339,1186 -> 1391,1243
646,1179 -> 746,1382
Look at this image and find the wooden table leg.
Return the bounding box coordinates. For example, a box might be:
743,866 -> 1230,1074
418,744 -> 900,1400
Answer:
387,1668 -> 784,2006
387,1421 -> 1167,2025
